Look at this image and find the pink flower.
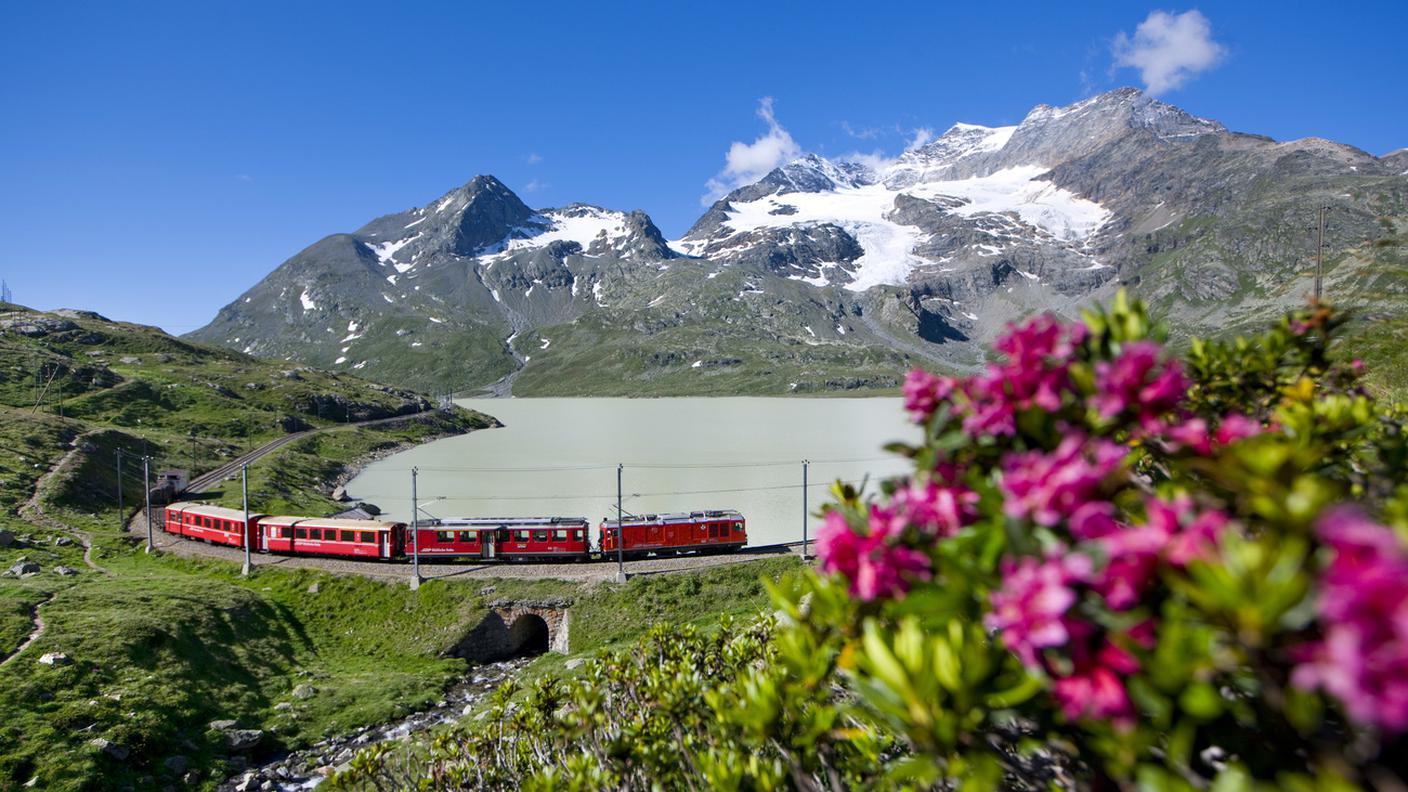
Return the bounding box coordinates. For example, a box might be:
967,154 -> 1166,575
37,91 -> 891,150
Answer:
1146,495 -> 1228,567
986,552 -> 1092,668
902,369 -> 955,423
1086,496 -> 1229,610
1292,507 -> 1408,733
1164,413 -> 1264,455
1093,524 -> 1167,610
1214,413 -> 1262,445
816,507 -> 933,602
1165,418 -> 1212,455
1000,435 -> 1127,527
1052,641 -> 1138,727
960,315 -> 1086,438
1092,341 -> 1189,426
891,480 -> 978,538
817,510 -> 865,580
1069,502 -> 1121,541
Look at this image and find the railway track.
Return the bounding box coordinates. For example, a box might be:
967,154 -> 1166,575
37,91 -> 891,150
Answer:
186,409 -> 441,493
151,527 -> 810,584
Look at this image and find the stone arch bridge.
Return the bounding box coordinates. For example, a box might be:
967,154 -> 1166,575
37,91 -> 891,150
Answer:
446,599 -> 570,663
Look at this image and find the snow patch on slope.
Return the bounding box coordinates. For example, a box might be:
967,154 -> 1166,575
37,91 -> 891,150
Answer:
717,165 -> 1110,290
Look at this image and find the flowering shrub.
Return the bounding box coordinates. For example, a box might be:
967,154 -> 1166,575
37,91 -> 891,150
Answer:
803,292 -> 1408,788
340,293 -> 1407,791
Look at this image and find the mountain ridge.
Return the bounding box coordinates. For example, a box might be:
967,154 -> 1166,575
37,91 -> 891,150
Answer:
189,88 -> 1408,397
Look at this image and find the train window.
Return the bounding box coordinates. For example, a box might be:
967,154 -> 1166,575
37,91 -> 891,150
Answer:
296,528 -> 307,539
553,529 -> 568,541
458,531 -> 474,542
534,530 -> 549,542
360,531 -> 375,543
340,530 -> 355,542
515,530 -> 530,542
709,524 -> 719,538
436,531 -> 453,543
734,522 -> 743,532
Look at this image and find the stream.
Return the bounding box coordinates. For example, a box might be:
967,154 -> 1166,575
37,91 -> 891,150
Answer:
220,657 -> 533,791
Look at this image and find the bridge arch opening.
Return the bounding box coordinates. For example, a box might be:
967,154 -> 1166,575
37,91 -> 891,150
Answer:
446,607 -> 564,663
507,614 -> 549,657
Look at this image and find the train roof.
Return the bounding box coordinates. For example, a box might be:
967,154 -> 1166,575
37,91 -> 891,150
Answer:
167,502 -> 266,521
601,509 -> 743,528
261,516 -> 403,531
433,516 -> 589,527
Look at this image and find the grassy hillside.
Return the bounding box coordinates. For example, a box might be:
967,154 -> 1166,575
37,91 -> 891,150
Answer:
0,302 -> 802,791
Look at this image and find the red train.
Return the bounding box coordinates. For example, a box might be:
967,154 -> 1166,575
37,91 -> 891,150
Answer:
600,510 -> 748,558
163,503 -> 403,560
161,504 -> 747,563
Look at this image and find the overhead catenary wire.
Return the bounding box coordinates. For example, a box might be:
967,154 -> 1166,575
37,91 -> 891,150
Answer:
377,477 -> 877,503
371,455 -> 899,474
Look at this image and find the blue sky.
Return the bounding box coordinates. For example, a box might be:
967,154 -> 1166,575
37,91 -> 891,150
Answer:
1,0 -> 1405,334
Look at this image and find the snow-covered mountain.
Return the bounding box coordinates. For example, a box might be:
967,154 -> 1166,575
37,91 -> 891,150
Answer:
678,89 -> 1228,299
190,88 -> 1407,396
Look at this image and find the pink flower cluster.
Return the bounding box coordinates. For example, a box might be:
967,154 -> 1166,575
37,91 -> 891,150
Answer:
1000,435 -> 1127,527
902,369 -> 956,423
1091,341 -> 1189,428
962,315 -> 1088,437
984,551 -> 1142,725
1051,627 -> 1145,727
1292,507 -> 1408,733
986,553 -> 1090,667
985,494 -> 1231,724
817,481 -> 977,601
1092,496 -> 1228,610
1164,413 -> 1264,455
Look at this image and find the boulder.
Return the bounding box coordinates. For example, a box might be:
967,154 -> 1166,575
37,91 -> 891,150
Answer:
161,754 -> 187,775
119,356 -> 141,365
306,582 -> 320,595
90,738 -> 129,761
6,559 -> 40,577
224,729 -> 264,752
273,702 -> 293,712
38,652 -> 72,667
565,658 -> 586,670
54,566 -> 79,577
0,529 -> 14,547
208,719 -> 238,731
53,536 -> 73,547
291,683 -> 316,700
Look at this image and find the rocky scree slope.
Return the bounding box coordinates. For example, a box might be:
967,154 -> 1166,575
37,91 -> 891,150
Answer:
191,88 -> 1407,395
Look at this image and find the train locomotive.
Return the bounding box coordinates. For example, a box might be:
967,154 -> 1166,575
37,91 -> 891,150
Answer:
160,504 -> 747,563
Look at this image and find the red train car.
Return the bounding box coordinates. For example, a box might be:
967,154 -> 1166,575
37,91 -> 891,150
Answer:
259,516 -> 403,560
164,503 -> 264,549
410,517 -> 590,561
599,510 -> 747,557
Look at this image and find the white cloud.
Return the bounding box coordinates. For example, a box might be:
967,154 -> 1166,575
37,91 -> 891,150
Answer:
840,121 -> 882,140
235,173 -> 254,182
702,97 -> 801,203
526,153 -> 543,165
523,179 -> 548,193
905,127 -> 934,150
1112,10 -> 1225,95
